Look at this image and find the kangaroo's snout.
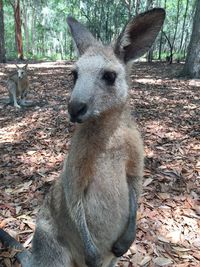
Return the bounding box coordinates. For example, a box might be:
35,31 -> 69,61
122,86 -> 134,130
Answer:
68,101 -> 88,123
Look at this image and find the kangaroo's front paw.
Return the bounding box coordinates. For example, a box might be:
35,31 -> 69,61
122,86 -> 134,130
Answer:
112,242 -> 127,257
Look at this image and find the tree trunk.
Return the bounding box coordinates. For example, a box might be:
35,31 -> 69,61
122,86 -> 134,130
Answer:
21,0 -> 30,55
182,0 -> 200,78
146,0 -> 153,62
162,31 -> 173,64
11,0 -> 24,60
179,0 -> 189,53
172,0 -> 181,52
124,0 -> 132,20
0,0 -> 6,62
158,0 -> 166,60
135,0 -> 140,15
30,7 -> 36,55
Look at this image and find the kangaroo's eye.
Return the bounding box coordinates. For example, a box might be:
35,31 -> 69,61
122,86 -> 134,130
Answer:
102,71 -> 116,85
72,70 -> 78,84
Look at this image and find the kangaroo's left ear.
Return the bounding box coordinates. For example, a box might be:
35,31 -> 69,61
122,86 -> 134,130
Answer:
114,8 -> 165,63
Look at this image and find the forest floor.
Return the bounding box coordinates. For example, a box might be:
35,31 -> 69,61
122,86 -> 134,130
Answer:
0,61 -> 199,267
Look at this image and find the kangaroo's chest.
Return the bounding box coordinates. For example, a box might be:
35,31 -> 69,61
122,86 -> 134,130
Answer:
17,79 -> 28,93
83,145 -> 129,251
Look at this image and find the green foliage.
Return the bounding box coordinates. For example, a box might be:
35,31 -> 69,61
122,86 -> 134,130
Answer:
2,0 -> 196,61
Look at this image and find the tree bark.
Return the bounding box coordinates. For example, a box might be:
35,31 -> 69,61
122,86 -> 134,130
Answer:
172,0 -> 181,52
179,0 -> 189,53
9,0 -> 24,59
182,0 -> 200,78
135,0 -> 140,15
21,0 -> 30,55
30,6 -> 36,55
162,31 -> 173,64
158,0 -> 166,60
124,0 -> 132,20
146,0 -> 153,62
0,0 -> 6,62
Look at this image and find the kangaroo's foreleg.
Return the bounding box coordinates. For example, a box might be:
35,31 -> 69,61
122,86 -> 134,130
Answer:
111,184 -> 137,257
63,176 -> 102,267
20,89 -> 28,105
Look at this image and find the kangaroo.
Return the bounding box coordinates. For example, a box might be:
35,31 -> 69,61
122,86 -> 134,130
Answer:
0,8 -> 165,267
7,64 -> 29,108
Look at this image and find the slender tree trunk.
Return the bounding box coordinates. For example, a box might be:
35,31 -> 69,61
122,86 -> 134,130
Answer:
146,0 -> 153,62
172,0 -> 181,53
124,0 -> 132,20
135,0 -> 140,15
30,7 -> 36,55
10,0 -> 24,59
162,31 -> 173,64
21,0 -> 30,55
158,0 -> 166,60
182,0 -> 200,78
146,0 -> 153,10
179,0 -> 189,53
0,0 -> 6,62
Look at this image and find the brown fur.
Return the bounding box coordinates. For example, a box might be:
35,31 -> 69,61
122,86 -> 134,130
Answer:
7,64 -> 29,108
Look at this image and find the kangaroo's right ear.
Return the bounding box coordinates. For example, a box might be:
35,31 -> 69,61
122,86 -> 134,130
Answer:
23,63 -> 28,69
15,64 -> 20,69
114,8 -> 165,63
67,16 -> 101,56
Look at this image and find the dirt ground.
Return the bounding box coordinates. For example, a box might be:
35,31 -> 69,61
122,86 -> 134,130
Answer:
0,61 -> 199,267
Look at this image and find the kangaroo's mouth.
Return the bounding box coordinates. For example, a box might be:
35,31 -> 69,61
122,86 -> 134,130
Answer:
70,116 -> 84,123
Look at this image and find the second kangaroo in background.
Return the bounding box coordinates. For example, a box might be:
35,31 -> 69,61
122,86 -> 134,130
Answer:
0,8 -> 165,267
7,64 -> 29,108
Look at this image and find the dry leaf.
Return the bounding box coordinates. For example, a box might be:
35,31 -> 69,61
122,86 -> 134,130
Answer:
153,257 -> 173,266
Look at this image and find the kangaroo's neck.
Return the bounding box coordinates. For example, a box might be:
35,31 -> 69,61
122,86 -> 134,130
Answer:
76,107 -> 125,145
65,107 -> 126,184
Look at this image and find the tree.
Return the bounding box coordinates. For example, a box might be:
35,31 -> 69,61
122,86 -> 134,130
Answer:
0,0 -> 6,62
9,0 -> 24,59
146,0 -> 154,62
182,0 -> 200,77
21,0 -> 31,55
135,0 -> 140,15
179,0 -> 189,53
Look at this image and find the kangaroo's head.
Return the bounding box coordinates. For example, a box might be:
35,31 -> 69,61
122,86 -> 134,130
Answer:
67,9 -> 165,123
16,64 -> 28,80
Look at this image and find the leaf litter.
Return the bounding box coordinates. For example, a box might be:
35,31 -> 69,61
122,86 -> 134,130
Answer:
0,61 -> 199,266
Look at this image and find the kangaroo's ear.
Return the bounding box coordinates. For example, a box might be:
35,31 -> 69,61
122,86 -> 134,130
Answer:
15,64 -> 20,69
114,8 -> 165,63
67,16 -> 101,56
23,63 -> 28,69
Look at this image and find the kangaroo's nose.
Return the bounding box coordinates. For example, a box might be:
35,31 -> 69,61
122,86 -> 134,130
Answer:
68,101 -> 88,123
